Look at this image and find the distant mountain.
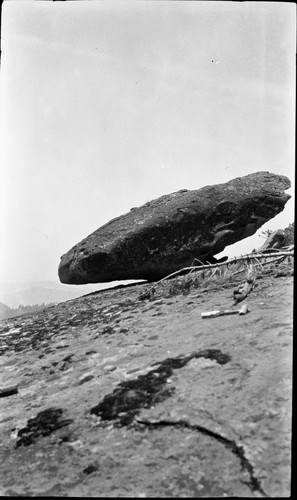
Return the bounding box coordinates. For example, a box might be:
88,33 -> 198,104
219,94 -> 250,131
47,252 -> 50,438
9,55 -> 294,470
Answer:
0,286 -> 84,309
0,279 -> 144,309
0,281 -> 101,309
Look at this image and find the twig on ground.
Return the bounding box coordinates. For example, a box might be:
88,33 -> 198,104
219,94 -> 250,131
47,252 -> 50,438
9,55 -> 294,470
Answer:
201,303 -> 249,318
230,267 -> 246,277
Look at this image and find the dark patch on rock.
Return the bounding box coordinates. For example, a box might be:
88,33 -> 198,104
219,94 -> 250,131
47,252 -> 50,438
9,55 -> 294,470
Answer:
79,374 -> 95,385
62,354 -> 74,363
85,349 -> 97,355
58,172 -> 291,283
58,434 -> 71,443
0,385 -> 18,398
83,464 -> 98,475
90,349 -> 230,426
101,326 -> 115,335
16,408 -> 73,448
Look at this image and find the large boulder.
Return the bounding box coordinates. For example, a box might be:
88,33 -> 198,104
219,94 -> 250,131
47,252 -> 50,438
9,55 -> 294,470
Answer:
58,171 -> 291,284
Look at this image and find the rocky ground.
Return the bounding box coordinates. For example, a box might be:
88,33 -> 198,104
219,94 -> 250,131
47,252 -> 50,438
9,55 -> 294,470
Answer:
0,269 -> 292,497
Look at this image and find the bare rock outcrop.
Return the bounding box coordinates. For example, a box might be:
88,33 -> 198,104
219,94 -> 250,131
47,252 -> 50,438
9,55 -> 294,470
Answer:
0,272 -> 293,496
257,222 -> 294,253
58,171 -> 291,284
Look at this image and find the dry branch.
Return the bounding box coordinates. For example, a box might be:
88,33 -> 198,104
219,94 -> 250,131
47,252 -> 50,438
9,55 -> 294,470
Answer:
138,249 -> 294,301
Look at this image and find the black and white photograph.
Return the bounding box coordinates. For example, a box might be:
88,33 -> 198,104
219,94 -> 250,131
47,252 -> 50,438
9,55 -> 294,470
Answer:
0,0 -> 295,496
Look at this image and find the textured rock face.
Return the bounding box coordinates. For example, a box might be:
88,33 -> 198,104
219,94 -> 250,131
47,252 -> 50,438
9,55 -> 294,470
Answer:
58,171 -> 291,284
0,273 -> 293,496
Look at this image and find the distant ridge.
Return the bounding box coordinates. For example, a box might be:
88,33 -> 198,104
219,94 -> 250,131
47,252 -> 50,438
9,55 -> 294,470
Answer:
0,281 -> 102,309
0,280 -> 144,309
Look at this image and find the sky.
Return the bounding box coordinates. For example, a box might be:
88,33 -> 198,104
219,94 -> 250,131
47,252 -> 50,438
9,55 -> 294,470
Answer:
0,0 -> 295,292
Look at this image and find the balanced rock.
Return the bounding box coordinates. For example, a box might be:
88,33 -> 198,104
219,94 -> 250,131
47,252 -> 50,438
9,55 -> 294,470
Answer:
58,171 -> 291,284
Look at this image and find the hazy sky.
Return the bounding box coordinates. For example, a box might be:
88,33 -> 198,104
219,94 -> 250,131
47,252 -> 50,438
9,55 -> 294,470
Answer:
0,0 -> 295,289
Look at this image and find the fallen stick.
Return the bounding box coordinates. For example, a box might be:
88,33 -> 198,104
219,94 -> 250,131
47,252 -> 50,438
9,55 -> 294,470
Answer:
201,304 -> 249,318
0,386 -> 18,398
138,250 -> 294,300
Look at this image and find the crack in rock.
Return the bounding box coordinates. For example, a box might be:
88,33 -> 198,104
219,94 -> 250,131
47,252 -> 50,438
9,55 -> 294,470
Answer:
90,349 -> 230,426
135,418 -> 267,497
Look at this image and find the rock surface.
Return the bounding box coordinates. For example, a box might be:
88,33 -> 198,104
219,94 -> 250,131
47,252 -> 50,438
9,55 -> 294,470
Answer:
58,171 -> 290,284
258,222 -> 294,253
0,270 -> 292,497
